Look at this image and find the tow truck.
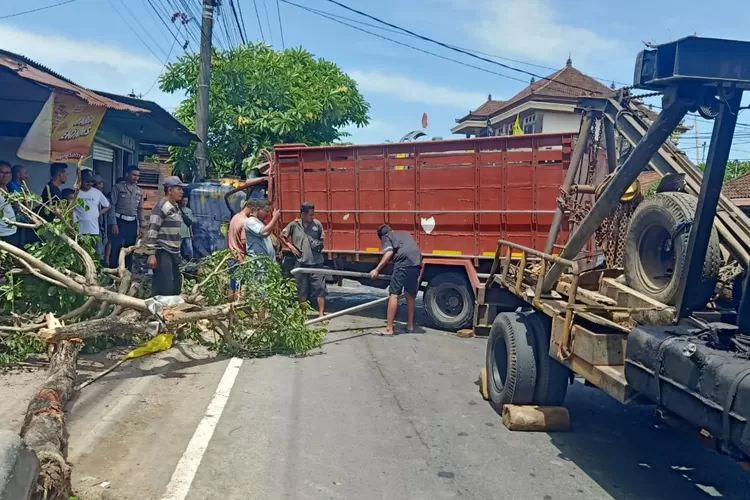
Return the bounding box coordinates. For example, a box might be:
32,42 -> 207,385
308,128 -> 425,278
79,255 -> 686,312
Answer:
476,36 -> 750,462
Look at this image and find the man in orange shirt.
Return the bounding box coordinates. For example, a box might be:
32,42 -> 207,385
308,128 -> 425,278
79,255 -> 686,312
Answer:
226,200 -> 253,301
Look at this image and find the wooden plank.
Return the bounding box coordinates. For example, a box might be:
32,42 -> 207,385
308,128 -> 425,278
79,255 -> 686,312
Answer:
600,277 -> 673,311
556,281 -> 618,306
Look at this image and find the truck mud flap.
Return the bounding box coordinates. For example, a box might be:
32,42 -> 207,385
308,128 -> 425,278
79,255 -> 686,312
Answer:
625,325 -> 750,460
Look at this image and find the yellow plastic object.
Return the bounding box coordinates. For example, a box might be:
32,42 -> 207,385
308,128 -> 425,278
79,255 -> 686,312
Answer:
124,333 -> 174,360
621,179 -> 642,201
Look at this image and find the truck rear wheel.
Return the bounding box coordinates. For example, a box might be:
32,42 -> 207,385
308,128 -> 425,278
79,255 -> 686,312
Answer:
624,192 -> 720,309
486,312 -> 537,411
423,272 -> 474,330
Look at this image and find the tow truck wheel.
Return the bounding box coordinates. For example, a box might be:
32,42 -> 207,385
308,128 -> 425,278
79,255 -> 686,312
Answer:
423,272 -> 474,331
624,192 -> 721,309
485,312 -> 537,412
525,312 -> 570,406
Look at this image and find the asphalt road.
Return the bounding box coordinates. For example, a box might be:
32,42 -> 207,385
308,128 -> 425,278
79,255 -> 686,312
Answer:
67,286 -> 750,500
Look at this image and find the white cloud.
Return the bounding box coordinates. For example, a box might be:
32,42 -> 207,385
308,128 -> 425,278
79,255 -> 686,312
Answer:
464,0 -> 619,66
0,25 -> 161,71
348,69 -> 486,109
0,24 -> 183,110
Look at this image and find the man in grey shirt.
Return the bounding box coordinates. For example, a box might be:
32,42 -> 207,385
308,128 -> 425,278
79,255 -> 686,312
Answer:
281,201 -> 326,317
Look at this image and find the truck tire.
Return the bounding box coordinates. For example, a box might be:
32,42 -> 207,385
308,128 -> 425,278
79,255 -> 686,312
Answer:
423,272 -> 474,330
624,192 -> 720,310
485,312 -> 537,412
524,312 -> 569,406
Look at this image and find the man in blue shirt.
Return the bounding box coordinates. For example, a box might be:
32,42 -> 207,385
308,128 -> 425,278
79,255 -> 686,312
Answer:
7,164 -> 26,193
244,199 -> 281,258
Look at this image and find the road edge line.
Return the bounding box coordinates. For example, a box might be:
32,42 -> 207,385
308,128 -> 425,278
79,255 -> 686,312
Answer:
161,357 -> 244,500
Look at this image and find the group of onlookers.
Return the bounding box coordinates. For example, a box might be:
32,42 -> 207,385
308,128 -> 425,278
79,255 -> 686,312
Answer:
226,199 -> 327,316
0,161 -> 194,271
225,197 -> 423,333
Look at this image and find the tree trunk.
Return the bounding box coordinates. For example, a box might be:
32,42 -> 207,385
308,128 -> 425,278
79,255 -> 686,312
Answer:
20,340 -> 81,500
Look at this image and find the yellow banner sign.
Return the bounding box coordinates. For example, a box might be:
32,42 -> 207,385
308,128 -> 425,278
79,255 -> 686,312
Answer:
18,91 -> 106,163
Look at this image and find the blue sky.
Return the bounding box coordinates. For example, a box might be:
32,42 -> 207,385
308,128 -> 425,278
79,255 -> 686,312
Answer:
3,0 -> 750,159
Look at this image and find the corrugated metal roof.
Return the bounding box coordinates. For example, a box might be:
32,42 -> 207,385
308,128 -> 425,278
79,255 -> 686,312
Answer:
0,50 -> 147,113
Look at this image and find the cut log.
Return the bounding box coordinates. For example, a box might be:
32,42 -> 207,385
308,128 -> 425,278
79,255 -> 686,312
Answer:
501,405 -> 570,432
479,367 -> 489,401
20,340 -> 81,500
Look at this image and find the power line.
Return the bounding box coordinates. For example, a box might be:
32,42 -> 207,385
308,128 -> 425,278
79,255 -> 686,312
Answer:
275,0 -> 285,49
235,0 -> 250,42
229,0 -> 247,44
145,0 -> 191,48
322,0 -> 604,96
219,3 -> 240,47
283,0 -> 528,84
140,0 -> 179,48
261,0 -> 274,45
175,0 -> 204,47
109,1 -> 168,63
116,0 -> 171,59
0,0 -> 78,19
251,0 -> 266,42
142,26 -> 182,97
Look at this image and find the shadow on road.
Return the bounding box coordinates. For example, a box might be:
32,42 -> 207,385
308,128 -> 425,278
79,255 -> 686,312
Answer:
548,383 -> 749,500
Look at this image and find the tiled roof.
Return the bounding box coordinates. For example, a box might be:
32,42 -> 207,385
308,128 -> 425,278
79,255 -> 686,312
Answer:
456,97 -> 507,123
723,172 -> 750,199
0,49 -> 146,112
488,63 -> 612,117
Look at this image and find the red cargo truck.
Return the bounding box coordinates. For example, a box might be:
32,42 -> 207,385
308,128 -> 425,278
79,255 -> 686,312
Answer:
229,133 -> 581,330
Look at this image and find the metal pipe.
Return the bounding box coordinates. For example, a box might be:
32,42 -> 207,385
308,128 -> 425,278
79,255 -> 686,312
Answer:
304,296 -> 390,326
603,119 -> 618,173
290,268 -> 392,280
543,114 -> 593,255
542,94 -> 693,292
677,90 -> 742,319
279,209 -> 556,214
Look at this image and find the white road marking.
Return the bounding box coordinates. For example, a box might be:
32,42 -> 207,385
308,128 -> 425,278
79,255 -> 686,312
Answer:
161,357 -> 244,500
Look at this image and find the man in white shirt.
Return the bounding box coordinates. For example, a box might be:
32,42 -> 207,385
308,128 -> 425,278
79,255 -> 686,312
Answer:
76,170 -> 110,259
0,161 -> 17,246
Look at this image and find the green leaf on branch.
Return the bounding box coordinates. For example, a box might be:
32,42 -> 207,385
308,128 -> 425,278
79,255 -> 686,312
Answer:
195,250 -> 326,356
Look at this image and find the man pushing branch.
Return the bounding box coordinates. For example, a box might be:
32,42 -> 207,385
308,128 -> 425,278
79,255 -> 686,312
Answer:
369,224 -> 423,335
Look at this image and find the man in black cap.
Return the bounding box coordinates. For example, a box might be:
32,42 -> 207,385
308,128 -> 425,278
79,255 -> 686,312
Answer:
368,224 -> 423,335
144,176 -> 187,296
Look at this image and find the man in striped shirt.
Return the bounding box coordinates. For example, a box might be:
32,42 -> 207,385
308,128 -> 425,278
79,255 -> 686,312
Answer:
144,176 -> 186,297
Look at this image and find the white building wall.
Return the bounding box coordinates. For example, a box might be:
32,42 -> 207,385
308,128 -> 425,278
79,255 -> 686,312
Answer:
540,111 -> 582,133
0,136 -> 82,194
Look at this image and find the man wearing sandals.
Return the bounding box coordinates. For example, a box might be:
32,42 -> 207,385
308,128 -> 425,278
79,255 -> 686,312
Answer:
368,224 -> 423,335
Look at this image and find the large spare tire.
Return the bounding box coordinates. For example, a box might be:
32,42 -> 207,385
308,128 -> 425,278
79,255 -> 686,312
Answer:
624,192 -> 720,310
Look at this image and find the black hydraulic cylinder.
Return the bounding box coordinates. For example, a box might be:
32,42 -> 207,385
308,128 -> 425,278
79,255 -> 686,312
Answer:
675,90 -> 742,318
542,94 -> 693,292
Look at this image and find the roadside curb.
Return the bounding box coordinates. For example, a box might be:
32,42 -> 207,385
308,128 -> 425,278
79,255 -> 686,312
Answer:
0,430 -> 39,500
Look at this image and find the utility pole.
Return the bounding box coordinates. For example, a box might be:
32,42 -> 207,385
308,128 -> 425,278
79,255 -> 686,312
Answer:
195,0 -> 216,181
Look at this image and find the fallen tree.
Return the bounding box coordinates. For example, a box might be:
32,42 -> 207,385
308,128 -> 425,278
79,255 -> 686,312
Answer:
0,180 -> 325,499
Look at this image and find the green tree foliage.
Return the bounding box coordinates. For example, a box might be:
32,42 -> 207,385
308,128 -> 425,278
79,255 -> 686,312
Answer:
159,43 -> 370,178
697,159 -> 750,182
195,250 -> 325,356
